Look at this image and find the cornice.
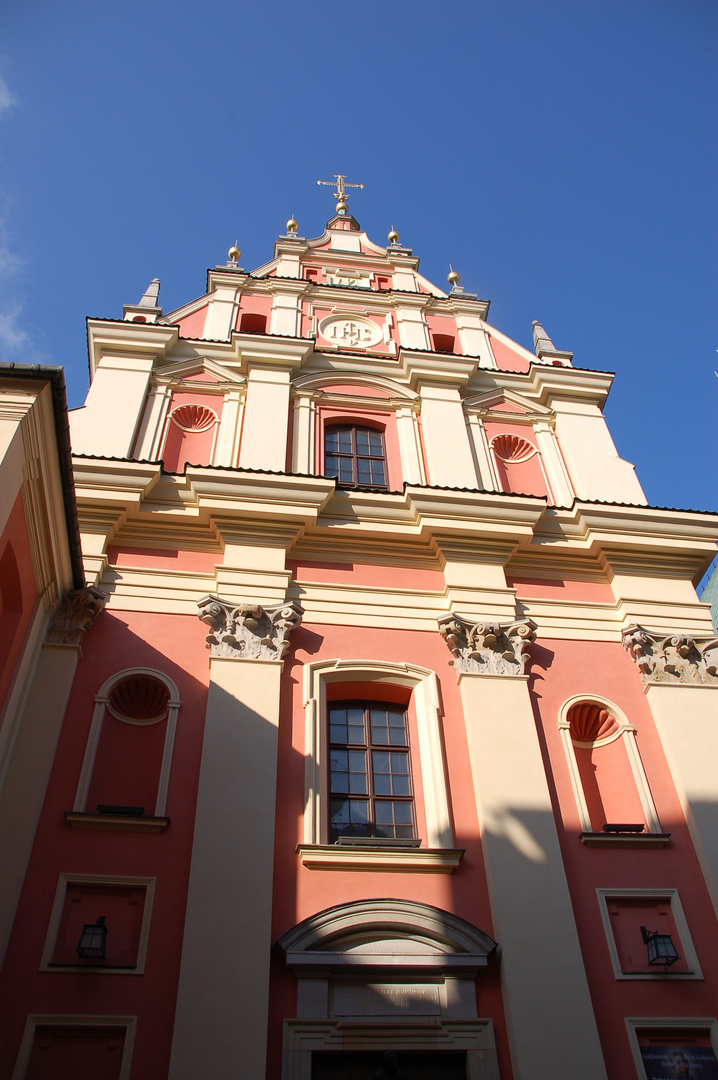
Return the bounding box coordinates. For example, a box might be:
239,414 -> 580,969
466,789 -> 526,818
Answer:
86,319 -> 179,378
183,466 -> 335,526
396,347 -> 481,388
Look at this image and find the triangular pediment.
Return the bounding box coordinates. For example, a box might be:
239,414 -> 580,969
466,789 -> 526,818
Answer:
154,356 -> 245,387
464,388 -> 553,419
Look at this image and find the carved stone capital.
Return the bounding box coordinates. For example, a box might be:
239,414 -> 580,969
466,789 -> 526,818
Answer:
197,595 -> 304,661
47,586 -> 106,646
438,613 -> 537,675
622,624 -> 718,685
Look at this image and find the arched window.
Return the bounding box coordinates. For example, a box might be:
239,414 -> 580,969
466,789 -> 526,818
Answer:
71,669 -> 180,826
324,424 -> 387,489
558,695 -> 661,837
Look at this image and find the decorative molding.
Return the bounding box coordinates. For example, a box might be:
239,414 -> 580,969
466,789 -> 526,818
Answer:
297,845 -> 464,873
64,812 -> 169,833
197,594 -> 303,660
438,613 -> 537,675
622,624 -> 718,685
46,586 -> 106,646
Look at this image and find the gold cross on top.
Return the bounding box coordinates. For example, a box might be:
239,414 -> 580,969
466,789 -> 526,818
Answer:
317,174 -> 364,202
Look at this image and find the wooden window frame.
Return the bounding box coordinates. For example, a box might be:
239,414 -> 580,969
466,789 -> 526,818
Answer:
323,424 -> 388,490
328,701 -> 416,842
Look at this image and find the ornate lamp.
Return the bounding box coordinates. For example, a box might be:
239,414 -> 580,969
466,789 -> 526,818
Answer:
76,916 -> 108,960
640,925 -> 679,967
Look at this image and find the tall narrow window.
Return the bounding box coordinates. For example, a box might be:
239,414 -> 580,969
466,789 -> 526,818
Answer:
324,425 -> 387,488
328,702 -> 415,841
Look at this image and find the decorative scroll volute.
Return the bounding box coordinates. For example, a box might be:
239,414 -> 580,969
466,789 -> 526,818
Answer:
438,613 -> 537,675
197,595 -> 304,661
622,624 -> 718,685
47,586 -> 106,646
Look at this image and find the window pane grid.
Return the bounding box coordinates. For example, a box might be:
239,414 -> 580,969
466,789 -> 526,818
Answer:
328,702 -> 415,841
324,425 -> 388,489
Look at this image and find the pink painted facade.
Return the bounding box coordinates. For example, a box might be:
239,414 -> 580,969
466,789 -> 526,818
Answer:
1,201 -> 717,1080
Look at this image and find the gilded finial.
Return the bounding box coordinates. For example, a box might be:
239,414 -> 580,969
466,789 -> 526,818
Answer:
388,227 -> 400,244
228,242 -> 241,262
448,265 -> 460,287
318,174 -> 364,217
286,215 -> 298,233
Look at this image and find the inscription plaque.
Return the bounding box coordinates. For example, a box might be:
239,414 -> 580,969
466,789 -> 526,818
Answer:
332,983 -> 441,1017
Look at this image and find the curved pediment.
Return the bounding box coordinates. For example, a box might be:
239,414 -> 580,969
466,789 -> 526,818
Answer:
276,899 -> 497,974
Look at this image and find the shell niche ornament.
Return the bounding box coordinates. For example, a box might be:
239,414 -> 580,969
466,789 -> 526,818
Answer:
169,403 -> 218,433
228,242 -> 241,262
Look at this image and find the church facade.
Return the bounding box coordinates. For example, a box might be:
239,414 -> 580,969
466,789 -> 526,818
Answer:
1,185 -> 718,1080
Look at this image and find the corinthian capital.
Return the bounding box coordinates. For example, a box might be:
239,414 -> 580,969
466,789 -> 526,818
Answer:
47,586 -> 106,646
622,624 -> 718,685
197,595 -> 304,660
438,613 -> 537,675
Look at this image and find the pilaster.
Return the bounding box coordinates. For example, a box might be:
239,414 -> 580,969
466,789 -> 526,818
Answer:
417,384 -> 477,488
238,367 -> 292,472
169,594 -> 303,1080
442,613 -> 607,1080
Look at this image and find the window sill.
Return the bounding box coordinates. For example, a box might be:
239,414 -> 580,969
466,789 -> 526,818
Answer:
296,844 -> 464,872
579,831 -> 670,848
64,811 -> 169,833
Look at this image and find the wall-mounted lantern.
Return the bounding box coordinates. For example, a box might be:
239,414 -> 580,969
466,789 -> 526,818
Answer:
641,925 -> 679,967
76,916 -> 108,960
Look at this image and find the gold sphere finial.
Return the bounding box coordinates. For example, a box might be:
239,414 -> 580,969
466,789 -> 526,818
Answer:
448,265 -> 460,287
286,215 -> 298,234
336,196 -> 348,215
228,242 -> 241,262
388,227 -> 400,244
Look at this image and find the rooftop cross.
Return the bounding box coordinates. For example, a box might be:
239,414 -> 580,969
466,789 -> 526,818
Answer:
317,173 -> 364,215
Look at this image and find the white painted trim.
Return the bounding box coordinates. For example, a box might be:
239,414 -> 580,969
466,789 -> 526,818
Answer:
11,1014 -> 137,1080
557,693 -> 661,834
282,1019 -> 500,1080
302,659 -> 453,849
73,667 -> 181,818
596,888 -> 702,980
40,873 -> 156,975
625,1017 -> 718,1079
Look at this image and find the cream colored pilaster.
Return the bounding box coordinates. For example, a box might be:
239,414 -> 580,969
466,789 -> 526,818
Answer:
70,354 -> 155,458
214,388 -> 243,467
465,414 -> 498,491
436,539 -> 517,621
646,684 -> 718,916
201,285 -> 241,341
238,367 -> 291,472
0,587 -> 104,965
418,384 -> 477,488
554,400 -> 646,504
447,619 -> 607,1080
456,320 -> 496,368
169,597 -> 302,1080
269,281 -> 307,338
534,421 -> 574,507
214,521 -> 296,607
291,390 -> 317,474
395,405 -> 424,485
395,304 -> 430,349
135,381 -> 172,461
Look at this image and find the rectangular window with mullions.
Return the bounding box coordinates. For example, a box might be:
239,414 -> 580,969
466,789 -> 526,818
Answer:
324,425 -> 387,488
328,702 -> 415,841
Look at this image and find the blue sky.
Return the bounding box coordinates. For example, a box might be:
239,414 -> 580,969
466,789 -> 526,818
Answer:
0,0 -> 715,515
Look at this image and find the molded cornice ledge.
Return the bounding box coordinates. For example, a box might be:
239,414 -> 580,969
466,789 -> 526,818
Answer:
72,458 -> 163,507
406,486 -> 546,546
87,320 -> 179,378
622,624 -> 718,686
397,347 -> 480,388
439,613 -> 537,675
184,468 -> 335,527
